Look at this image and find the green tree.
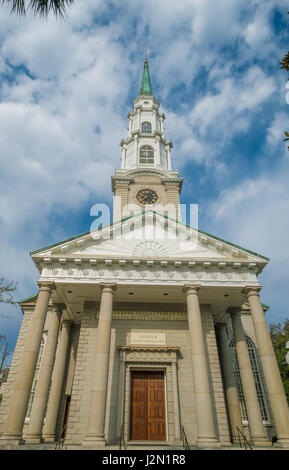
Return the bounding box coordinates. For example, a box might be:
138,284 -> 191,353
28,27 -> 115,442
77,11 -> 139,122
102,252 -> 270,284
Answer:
269,319 -> 289,405
2,0 -> 75,17
280,51 -> 289,72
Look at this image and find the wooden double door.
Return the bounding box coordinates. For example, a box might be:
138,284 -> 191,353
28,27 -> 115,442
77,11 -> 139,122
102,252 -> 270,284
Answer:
130,370 -> 166,441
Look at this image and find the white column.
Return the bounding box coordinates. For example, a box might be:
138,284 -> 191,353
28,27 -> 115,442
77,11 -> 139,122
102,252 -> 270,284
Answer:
184,285 -> 219,447
155,136 -> 161,167
128,115 -> 132,136
1,282 -> 54,442
160,114 -> 164,136
230,309 -> 268,445
215,323 -> 244,443
166,143 -> 172,171
84,283 -> 117,447
120,144 -> 126,169
25,304 -> 64,443
244,286 -> 289,447
42,320 -> 73,442
134,135 -> 139,165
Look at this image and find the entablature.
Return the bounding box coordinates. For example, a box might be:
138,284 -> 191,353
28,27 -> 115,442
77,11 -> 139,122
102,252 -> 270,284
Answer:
38,257 -> 261,287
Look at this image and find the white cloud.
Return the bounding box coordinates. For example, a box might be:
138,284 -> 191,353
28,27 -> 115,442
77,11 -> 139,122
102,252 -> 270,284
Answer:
191,0 -> 244,47
208,162 -> 289,323
267,112 -> 289,149
162,65 -> 276,170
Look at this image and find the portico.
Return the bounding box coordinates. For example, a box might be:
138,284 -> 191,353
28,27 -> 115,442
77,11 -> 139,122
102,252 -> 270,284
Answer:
1,252 -> 289,449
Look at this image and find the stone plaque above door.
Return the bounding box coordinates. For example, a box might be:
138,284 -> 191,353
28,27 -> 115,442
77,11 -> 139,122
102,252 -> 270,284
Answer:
130,332 -> 166,346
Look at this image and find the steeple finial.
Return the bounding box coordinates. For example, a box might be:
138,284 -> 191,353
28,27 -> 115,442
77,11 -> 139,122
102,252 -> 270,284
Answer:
139,56 -> 153,96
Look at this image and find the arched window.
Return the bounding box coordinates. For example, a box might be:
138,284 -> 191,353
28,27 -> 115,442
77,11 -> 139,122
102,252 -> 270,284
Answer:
139,145 -> 154,165
229,336 -> 270,424
141,121 -> 152,133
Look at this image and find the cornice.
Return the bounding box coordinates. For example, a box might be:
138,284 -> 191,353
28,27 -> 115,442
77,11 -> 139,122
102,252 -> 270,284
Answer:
113,168 -> 181,179
37,258 -> 262,287
128,106 -> 162,118
120,131 -> 170,146
132,95 -> 160,108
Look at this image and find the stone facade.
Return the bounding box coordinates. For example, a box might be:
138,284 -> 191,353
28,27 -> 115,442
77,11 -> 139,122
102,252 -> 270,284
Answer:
0,295 -> 284,449
63,303 -> 231,446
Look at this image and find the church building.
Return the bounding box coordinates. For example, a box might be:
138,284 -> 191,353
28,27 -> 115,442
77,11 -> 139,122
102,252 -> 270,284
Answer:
1,59 -> 289,450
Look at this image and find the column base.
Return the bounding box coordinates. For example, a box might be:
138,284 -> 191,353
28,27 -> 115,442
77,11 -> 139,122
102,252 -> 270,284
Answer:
197,437 -> 221,448
251,437 -> 271,447
0,434 -> 23,445
42,434 -> 56,443
174,438 -> 183,446
273,439 -> 289,449
24,435 -> 42,444
83,434 -> 106,448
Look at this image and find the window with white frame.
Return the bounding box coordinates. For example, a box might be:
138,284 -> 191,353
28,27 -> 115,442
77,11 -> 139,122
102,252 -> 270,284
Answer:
229,336 -> 270,424
141,121 -> 152,133
139,145 -> 154,165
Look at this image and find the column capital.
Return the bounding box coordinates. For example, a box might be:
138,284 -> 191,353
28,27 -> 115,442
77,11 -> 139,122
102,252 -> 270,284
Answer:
61,320 -> 73,329
227,307 -> 242,317
183,284 -> 201,295
100,283 -> 117,294
52,303 -> 66,313
37,281 -> 55,292
242,286 -> 262,297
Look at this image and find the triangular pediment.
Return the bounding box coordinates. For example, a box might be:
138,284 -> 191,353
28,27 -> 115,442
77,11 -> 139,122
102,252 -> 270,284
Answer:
31,211 -> 269,271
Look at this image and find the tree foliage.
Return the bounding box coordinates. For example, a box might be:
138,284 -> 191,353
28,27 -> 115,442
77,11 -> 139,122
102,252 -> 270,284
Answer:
0,278 -> 18,305
2,0 -> 75,17
280,51 -> 289,72
269,319 -> 289,405
284,131 -> 289,151
0,278 -> 18,319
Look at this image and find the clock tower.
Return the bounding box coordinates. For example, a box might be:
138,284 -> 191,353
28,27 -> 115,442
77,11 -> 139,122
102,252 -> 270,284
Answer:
112,58 -> 183,222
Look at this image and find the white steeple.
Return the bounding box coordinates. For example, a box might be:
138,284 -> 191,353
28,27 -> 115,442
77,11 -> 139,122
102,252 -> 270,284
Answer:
120,58 -> 173,173
112,58 -> 183,223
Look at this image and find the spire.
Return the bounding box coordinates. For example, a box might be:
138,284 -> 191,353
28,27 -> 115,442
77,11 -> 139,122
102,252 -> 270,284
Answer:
139,56 -> 153,96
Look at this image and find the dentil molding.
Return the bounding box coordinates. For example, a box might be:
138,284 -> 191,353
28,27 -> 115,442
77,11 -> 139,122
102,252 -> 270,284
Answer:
39,260 -> 259,286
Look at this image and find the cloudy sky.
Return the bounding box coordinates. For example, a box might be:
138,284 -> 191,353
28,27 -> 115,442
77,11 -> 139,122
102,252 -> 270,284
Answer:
0,0 -> 289,364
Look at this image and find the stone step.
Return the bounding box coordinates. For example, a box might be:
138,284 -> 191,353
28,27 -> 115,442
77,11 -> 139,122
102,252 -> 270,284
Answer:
0,442 -> 283,451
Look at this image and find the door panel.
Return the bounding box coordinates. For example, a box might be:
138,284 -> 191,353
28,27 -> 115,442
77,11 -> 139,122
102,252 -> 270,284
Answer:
130,371 -> 166,441
130,371 -> 148,440
147,372 -> 166,441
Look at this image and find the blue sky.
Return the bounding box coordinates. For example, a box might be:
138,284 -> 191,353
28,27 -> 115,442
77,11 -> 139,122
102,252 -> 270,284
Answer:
0,0 -> 289,364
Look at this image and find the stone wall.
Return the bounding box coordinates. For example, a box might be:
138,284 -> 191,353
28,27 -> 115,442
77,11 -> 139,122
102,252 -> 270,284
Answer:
65,304 -> 230,446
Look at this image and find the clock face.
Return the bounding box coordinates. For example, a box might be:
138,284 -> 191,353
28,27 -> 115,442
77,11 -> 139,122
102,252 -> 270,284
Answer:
136,188 -> 158,204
